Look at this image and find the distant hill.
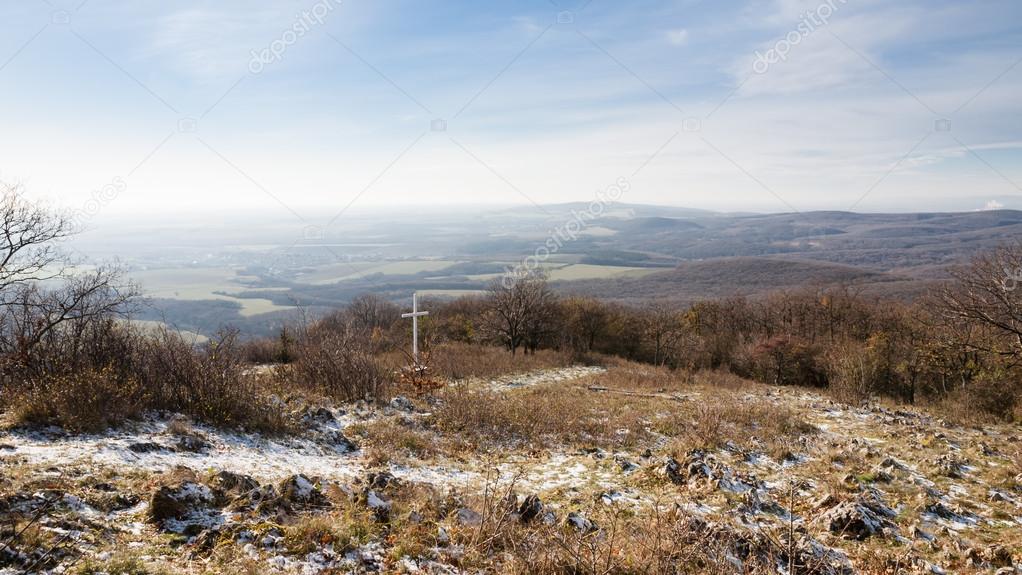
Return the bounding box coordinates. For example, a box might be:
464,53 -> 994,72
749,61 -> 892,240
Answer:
557,257 -> 911,304
116,205 -> 1022,336
545,209 -> 1022,303
578,209 -> 1022,273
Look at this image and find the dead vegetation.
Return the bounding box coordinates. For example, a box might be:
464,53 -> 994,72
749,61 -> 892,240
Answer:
1,359 -> 1021,573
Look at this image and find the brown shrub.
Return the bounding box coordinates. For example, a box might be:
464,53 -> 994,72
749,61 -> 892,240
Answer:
739,336 -> 827,388
2,323 -> 292,433
280,327 -> 387,402
7,365 -> 148,432
936,368 -> 1021,424
136,328 -> 290,432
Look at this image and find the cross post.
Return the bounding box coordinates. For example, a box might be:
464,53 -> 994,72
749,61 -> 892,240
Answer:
401,292 -> 430,366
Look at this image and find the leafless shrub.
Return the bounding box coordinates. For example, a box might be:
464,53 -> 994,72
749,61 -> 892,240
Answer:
938,241 -> 1022,361
279,319 -> 387,402
6,365 -> 147,432
4,323 -> 291,433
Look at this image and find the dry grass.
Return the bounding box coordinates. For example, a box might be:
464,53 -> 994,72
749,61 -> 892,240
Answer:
348,418 -> 438,466
582,359 -> 690,391
74,553 -> 171,575
282,504 -> 379,556
432,384 -> 657,451
430,363 -> 814,460
379,342 -> 574,381
398,472 -> 808,574
655,395 -> 816,460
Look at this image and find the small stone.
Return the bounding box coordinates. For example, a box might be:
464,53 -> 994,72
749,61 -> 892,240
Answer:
278,474 -> 329,509
616,457 -> 639,473
174,435 -> 210,453
325,431 -> 358,453
456,508 -> 482,526
147,481 -> 216,532
812,493 -> 837,510
518,494 -> 543,523
664,458 -> 684,484
389,396 -> 415,412
566,512 -> 597,533
128,441 -> 166,453
304,406 -> 337,425
815,498 -> 894,540
209,471 -> 259,499
983,544 -> 1013,567
366,490 -> 391,520
365,471 -> 397,491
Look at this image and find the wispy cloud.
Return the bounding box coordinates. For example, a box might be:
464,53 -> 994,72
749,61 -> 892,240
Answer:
666,28 -> 689,46
0,0 -> 1018,213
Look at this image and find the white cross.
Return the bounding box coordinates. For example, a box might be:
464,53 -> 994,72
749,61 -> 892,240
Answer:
401,292 -> 429,365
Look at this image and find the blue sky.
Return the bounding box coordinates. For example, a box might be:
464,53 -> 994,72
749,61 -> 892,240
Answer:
1,0 -> 1020,220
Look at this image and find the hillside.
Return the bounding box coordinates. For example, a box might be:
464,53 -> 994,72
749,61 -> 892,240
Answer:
559,257 -> 904,304
2,363 -> 1019,573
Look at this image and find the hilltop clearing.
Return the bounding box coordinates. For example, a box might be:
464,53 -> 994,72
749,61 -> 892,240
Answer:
1,363 -> 1019,574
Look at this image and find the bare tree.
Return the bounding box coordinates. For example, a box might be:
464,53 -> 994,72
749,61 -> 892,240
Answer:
938,243 -> 1022,362
563,297 -> 608,353
346,293 -> 400,333
521,278 -> 558,354
485,273 -> 557,355
0,183 -> 75,297
0,185 -> 137,368
642,304 -> 686,367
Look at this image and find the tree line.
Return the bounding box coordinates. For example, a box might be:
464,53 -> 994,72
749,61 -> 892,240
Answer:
1,183 -> 1019,427
333,247 -> 1022,420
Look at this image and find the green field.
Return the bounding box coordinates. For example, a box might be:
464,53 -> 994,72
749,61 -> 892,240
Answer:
129,268 -> 290,317
130,260 -> 661,317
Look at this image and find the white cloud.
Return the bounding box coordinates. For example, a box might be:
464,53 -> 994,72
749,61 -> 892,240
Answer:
666,28 -> 689,45
983,200 -> 1005,210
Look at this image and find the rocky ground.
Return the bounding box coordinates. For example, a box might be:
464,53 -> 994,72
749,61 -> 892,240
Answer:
0,364 -> 1020,574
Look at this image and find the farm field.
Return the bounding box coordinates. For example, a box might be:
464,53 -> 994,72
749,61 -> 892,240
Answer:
128,319 -> 210,344
128,267 -> 291,317
296,260 -> 462,285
